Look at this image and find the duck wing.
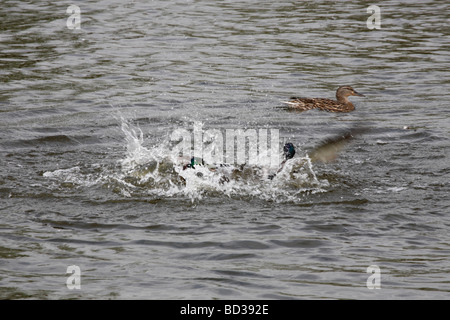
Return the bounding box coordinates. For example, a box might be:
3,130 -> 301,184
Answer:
309,126 -> 368,163
283,98 -> 345,112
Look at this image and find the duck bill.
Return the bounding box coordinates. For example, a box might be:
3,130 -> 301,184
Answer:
354,91 -> 365,97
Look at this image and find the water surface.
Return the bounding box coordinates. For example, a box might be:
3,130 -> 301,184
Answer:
0,0 -> 449,299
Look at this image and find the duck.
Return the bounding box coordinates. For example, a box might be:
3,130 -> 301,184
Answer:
283,86 -> 364,112
183,143 -> 297,181
267,142 -> 296,180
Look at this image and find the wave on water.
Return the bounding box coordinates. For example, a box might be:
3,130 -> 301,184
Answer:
43,116 -> 330,203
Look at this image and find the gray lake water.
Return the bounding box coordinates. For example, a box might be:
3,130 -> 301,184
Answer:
0,0 -> 449,299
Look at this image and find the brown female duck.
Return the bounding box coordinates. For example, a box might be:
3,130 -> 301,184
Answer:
283,86 -> 364,112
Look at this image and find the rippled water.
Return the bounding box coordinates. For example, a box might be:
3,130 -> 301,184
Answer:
1,0 -> 449,299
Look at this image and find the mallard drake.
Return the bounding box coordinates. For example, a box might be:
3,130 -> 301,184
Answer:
283,86 -> 364,112
183,143 -> 297,181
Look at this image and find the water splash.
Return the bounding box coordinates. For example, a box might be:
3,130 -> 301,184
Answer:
43,115 -> 329,203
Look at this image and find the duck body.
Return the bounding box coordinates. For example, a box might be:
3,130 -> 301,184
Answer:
283,86 -> 364,113
183,143 -> 297,181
